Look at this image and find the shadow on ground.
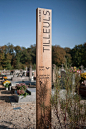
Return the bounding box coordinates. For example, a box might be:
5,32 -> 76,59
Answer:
0,121 -> 17,129
0,125 -> 14,129
1,91 -> 12,94
0,87 -> 6,90
0,96 -> 11,103
0,121 -> 36,129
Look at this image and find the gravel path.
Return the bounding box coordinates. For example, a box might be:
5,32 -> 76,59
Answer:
1,78 -> 86,129
0,78 -> 36,129
0,78 -> 59,129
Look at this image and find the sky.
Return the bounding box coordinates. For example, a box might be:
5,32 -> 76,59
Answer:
0,0 -> 86,49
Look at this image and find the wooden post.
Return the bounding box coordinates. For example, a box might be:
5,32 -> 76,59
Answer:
36,8 -> 52,129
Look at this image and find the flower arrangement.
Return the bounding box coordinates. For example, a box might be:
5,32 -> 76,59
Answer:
3,80 -> 11,86
77,69 -> 81,74
16,83 -> 28,97
4,83 -> 10,88
3,80 -> 11,88
70,66 -> 77,73
3,76 -> 7,80
80,72 -> 86,83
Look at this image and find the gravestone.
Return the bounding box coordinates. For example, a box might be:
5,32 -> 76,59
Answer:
29,65 -> 32,81
25,67 -> 27,76
81,65 -> 84,73
36,8 -> 52,129
61,64 -> 64,71
72,74 -> 75,85
4,69 -> 5,73
6,75 -> 13,80
22,76 -> 29,81
26,66 -> 27,71
12,77 -> 22,81
58,67 -> 61,76
52,64 -> 56,83
34,70 -> 36,80
61,64 -> 66,79
61,71 -> 66,78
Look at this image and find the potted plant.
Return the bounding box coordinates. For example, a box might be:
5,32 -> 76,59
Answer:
15,83 -> 28,97
4,82 -> 11,90
3,80 -> 11,90
3,76 -> 7,80
80,72 -> 86,85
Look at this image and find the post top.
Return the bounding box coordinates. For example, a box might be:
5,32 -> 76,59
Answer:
36,8 -> 52,11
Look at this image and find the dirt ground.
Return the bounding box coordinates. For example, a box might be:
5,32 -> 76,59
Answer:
0,78 -> 36,129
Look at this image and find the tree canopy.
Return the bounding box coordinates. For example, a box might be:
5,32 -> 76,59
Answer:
0,42 -> 85,70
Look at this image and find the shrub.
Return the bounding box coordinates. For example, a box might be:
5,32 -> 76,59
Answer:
50,66 -> 86,128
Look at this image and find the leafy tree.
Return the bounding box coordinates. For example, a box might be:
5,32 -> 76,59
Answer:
14,46 -> 22,54
30,44 -> 36,65
0,42 -> 85,70
71,44 -> 84,67
52,45 -> 66,66
82,43 -> 86,67
20,48 -> 31,67
6,63 -> 12,70
14,46 -> 22,69
64,47 -> 72,66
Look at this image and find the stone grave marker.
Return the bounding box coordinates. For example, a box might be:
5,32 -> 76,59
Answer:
61,64 -> 64,71
25,66 -> 27,76
36,8 -> 52,129
58,67 -> 61,76
12,77 -> 22,81
61,71 -> 66,78
81,65 -> 84,73
52,64 -> 56,83
29,65 -> 32,81
34,70 -> 36,80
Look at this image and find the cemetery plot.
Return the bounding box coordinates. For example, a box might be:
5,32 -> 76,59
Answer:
13,90 -> 36,103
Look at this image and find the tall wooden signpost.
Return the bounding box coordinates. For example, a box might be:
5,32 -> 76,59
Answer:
36,8 -> 52,129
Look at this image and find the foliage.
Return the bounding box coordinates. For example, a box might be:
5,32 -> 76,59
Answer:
52,45 -> 66,66
80,72 -> 86,83
3,80 -> 11,87
32,63 -> 36,70
0,65 -> 3,70
16,83 -> 27,90
71,43 -> 86,67
0,42 -> 86,69
4,83 -> 10,88
16,83 -> 28,97
50,66 -> 86,128
64,47 -> 72,66
6,63 -> 12,70
70,66 -> 77,73
17,91 -> 30,97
